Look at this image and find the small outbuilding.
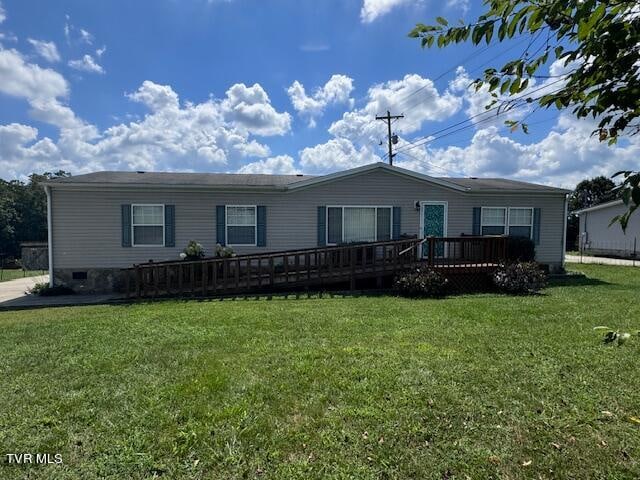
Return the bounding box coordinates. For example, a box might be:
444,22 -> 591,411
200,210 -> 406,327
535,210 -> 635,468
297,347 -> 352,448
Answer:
574,200 -> 639,258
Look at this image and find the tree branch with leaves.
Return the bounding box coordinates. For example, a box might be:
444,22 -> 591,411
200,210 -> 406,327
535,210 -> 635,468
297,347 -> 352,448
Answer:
410,0 -> 639,229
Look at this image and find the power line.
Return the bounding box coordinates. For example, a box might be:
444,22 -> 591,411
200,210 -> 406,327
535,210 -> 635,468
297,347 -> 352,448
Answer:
395,78 -> 567,154
395,150 -> 465,177
397,34 -> 536,115
395,87 -> 565,154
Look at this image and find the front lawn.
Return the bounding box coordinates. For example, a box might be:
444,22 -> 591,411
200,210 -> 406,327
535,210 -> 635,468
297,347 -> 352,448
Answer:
0,269 -> 46,282
0,264 -> 639,479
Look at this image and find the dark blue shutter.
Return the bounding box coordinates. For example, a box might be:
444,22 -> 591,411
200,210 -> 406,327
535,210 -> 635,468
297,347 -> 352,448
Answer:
317,206 -> 326,246
392,207 -> 401,240
121,204 -> 132,247
216,205 -> 226,245
164,205 -> 175,247
257,206 -> 266,247
533,208 -> 541,245
472,207 -> 481,235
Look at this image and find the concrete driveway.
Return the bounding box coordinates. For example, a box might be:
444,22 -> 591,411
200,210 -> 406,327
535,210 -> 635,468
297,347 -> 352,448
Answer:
0,275 -> 49,304
0,275 -> 125,310
566,254 -> 639,267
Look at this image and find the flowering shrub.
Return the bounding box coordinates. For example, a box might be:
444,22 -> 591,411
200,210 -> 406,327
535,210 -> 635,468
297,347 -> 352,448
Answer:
493,261 -> 547,295
395,267 -> 449,298
182,241 -> 205,261
215,243 -> 235,258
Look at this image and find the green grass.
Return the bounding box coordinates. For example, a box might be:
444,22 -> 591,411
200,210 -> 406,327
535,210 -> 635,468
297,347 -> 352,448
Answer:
0,269 -> 46,282
1,264 -> 639,479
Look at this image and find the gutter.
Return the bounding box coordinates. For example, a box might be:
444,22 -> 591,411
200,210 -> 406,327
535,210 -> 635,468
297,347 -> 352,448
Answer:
45,185 -> 54,287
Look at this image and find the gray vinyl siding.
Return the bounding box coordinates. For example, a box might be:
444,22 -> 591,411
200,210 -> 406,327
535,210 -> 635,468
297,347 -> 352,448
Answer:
51,169 -> 566,269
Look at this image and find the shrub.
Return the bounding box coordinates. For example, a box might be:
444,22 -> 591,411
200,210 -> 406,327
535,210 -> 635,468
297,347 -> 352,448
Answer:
493,261 -> 547,295
182,240 -> 205,261
506,236 -> 536,262
28,282 -> 75,296
215,243 -> 235,258
395,267 -> 449,298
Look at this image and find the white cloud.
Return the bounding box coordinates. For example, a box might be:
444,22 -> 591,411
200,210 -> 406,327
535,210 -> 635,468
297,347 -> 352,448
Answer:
27,38 -> 61,62
222,83 -> 291,136
287,74 -> 354,127
360,0 -> 411,23
446,0 -> 469,15
0,1 -> 6,23
0,48 -> 68,100
96,45 -> 106,57
79,28 -> 93,45
394,114 -> 640,188
127,80 -> 179,111
68,54 -> 105,74
300,138 -> 381,173
237,155 -> 297,174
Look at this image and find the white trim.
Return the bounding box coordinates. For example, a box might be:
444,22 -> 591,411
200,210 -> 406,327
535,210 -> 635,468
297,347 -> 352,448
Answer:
480,206 -> 507,235
479,206 -> 534,238
573,199 -> 623,215
225,205 -> 257,247
290,162 -> 468,192
562,194 -> 568,268
325,205 -> 393,245
45,185 -> 54,287
508,207 -> 534,239
131,204 -> 165,247
419,201 -> 449,238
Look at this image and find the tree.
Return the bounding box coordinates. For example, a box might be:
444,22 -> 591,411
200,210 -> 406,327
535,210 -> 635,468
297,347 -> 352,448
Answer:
566,176 -> 617,249
0,171 -> 70,259
568,176 -> 617,212
409,0 -> 640,229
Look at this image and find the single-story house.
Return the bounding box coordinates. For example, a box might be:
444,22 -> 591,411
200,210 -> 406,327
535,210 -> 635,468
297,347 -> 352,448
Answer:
43,162 -> 570,292
574,199 -> 639,258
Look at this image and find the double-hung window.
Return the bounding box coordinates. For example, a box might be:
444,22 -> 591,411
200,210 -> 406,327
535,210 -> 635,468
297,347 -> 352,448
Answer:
480,207 -> 507,235
326,206 -> 392,244
132,204 -> 165,246
508,207 -> 533,238
226,206 -> 257,246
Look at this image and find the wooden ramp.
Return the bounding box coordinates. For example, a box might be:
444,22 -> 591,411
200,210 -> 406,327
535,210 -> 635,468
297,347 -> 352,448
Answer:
123,236 -> 507,299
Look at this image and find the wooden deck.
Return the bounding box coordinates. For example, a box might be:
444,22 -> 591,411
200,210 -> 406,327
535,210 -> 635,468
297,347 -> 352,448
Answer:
123,236 -> 507,299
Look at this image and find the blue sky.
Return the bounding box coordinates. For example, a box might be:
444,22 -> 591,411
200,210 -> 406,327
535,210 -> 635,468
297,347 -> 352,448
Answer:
0,0 -> 637,186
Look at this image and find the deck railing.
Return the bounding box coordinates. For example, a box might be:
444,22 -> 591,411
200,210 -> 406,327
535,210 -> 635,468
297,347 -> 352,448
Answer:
123,235 -> 507,298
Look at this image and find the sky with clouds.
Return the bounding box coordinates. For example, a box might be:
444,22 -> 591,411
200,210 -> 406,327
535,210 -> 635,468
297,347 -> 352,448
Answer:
0,0 -> 637,187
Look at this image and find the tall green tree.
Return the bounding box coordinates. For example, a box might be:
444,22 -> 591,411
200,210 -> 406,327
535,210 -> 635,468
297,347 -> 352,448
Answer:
0,171 -> 70,258
569,176 -> 617,212
410,0 -> 640,228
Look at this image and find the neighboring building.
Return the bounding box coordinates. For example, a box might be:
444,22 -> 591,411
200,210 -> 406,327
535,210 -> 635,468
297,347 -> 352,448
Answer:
575,199 -> 639,258
43,162 -> 570,292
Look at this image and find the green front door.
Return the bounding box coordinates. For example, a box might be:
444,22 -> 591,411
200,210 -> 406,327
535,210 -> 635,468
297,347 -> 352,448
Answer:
422,203 -> 446,257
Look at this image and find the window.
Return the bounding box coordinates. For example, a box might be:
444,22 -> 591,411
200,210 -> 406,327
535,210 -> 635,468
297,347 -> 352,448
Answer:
132,205 -> 164,246
481,207 -> 507,235
508,207 -> 533,238
326,206 -> 392,244
226,205 -> 256,245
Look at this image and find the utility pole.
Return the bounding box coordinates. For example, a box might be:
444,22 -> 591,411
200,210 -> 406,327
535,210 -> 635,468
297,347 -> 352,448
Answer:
376,110 -> 403,165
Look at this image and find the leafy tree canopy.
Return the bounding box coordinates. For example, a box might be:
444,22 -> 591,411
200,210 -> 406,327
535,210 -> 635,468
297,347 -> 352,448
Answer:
0,171 -> 70,259
410,0 -> 639,229
568,175 -> 617,212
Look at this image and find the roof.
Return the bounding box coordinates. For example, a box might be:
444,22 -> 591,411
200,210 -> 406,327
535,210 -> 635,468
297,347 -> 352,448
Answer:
440,177 -> 569,193
573,199 -> 624,215
45,162 -> 570,194
47,170 -> 314,188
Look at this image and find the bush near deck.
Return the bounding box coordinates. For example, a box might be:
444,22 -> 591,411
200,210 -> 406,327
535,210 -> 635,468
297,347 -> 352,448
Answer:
0,264 -> 639,479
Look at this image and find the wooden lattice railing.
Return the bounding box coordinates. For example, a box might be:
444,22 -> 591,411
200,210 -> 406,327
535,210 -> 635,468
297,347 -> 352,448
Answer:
122,236 -> 507,298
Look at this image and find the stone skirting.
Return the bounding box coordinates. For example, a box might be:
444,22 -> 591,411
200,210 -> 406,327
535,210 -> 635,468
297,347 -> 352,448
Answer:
54,268 -> 126,293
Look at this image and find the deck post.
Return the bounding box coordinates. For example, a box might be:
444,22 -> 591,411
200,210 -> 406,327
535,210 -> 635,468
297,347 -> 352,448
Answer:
428,237 -> 435,266
350,247 -> 356,290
